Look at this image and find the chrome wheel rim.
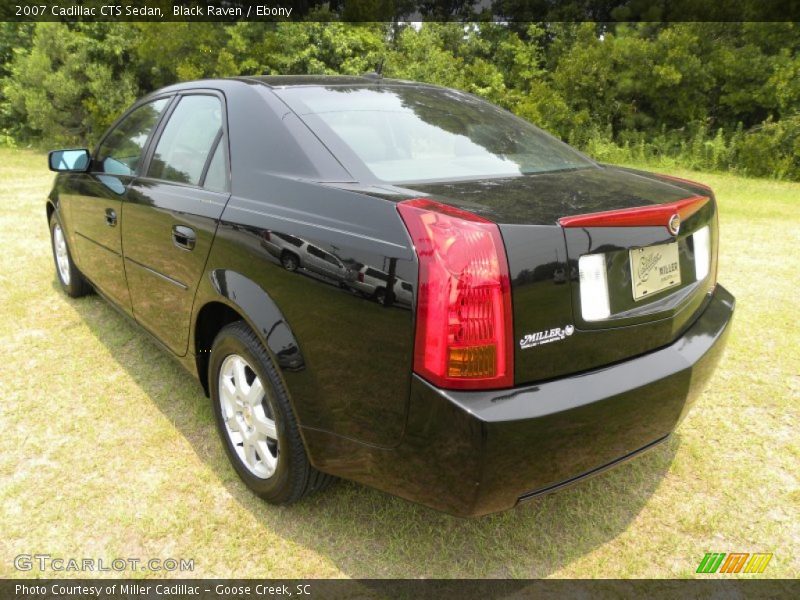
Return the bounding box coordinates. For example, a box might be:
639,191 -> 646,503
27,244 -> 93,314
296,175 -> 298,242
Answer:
218,354 -> 278,479
53,224 -> 71,285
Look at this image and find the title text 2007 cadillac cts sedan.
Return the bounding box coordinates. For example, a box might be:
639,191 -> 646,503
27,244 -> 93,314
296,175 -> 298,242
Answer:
46,76 -> 734,516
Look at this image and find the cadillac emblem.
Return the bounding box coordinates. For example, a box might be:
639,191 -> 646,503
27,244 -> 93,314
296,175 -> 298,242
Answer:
668,213 -> 681,236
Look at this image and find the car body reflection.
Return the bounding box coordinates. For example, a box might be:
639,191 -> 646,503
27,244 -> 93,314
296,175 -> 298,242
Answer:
258,229 -> 413,308
350,264 -> 413,306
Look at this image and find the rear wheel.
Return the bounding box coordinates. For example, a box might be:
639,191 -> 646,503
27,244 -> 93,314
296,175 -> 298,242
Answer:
281,252 -> 299,272
49,212 -> 91,298
210,321 -> 334,503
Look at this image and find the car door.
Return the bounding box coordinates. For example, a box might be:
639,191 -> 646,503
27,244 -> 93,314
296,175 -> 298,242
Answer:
304,244 -> 327,276
123,92 -> 230,356
316,248 -> 342,279
66,97 -> 171,313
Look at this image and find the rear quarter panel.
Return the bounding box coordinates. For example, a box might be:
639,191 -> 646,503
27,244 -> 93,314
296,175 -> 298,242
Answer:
199,175 -> 417,449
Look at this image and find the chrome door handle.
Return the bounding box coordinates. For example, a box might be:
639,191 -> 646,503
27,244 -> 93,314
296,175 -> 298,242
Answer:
105,208 -> 117,227
172,225 -> 196,250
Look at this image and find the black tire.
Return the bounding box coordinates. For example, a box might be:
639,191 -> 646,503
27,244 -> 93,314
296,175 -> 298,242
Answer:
49,212 -> 91,298
281,252 -> 299,272
209,321 -> 334,503
374,287 -> 387,305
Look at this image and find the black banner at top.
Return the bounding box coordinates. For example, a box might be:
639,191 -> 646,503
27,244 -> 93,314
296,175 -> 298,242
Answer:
2,0 -> 800,22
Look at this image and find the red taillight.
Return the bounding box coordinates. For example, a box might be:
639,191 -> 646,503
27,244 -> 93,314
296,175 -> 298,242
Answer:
263,231 -> 271,241
397,198 -> 513,390
357,271 -> 364,282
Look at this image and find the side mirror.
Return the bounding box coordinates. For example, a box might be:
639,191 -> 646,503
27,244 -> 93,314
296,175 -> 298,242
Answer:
48,149 -> 90,172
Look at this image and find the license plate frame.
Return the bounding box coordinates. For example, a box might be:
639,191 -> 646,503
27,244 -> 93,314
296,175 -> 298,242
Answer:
629,242 -> 681,301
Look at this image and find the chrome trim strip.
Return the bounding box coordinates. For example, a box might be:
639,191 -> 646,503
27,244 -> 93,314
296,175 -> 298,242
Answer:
124,256 -> 188,290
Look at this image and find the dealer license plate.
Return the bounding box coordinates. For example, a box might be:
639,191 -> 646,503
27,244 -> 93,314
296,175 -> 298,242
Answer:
629,242 -> 681,300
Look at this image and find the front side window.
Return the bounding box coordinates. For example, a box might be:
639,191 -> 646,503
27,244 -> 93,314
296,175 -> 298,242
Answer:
147,95 -> 224,187
275,86 -> 595,183
95,98 -> 169,176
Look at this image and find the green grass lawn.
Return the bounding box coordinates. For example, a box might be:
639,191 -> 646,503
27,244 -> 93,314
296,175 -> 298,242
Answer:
0,148 -> 797,579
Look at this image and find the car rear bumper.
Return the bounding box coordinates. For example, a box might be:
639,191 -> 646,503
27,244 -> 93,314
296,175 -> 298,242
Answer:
404,284 -> 734,516
304,284 -> 734,517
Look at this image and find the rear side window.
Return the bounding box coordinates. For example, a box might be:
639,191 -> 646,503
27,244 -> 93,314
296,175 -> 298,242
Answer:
366,268 -> 389,282
95,98 -> 169,176
148,95 -> 223,186
307,246 -> 325,259
202,140 -> 227,192
275,232 -> 302,246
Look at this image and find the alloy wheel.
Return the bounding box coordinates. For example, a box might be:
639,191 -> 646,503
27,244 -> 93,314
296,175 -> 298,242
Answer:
53,224 -> 71,285
218,354 -> 279,479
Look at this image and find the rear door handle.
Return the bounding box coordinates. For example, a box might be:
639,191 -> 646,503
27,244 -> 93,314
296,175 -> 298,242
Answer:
172,225 -> 196,250
105,208 -> 117,227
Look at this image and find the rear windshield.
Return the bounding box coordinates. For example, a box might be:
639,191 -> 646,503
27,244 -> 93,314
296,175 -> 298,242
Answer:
274,85 -> 594,183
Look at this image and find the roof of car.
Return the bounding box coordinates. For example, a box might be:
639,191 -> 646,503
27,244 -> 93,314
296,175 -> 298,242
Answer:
237,74 -> 428,88
150,75 -> 446,98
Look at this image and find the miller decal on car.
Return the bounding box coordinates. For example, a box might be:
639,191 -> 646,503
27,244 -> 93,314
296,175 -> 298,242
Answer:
520,325 -> 574,350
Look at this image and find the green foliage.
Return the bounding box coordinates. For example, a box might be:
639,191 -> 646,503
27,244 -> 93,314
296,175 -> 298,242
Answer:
737,116 -> 800,179
0,21 -> 798,179
133,23 -> 238,87
3,23 -> 138,146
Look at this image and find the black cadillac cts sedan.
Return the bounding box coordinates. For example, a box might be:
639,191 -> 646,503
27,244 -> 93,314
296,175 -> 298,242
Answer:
47,76 -> 735,516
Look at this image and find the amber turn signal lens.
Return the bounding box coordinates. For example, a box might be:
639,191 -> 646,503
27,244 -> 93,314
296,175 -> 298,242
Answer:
447,345 -> 497,378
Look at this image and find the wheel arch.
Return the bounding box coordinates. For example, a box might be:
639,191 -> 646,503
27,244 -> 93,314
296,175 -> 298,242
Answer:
46,200 -> 56,223
193,269 -> 305,396
280,249 -> 300,266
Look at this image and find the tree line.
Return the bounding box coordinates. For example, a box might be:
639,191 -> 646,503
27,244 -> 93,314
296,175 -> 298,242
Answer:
1,22 -> 798,179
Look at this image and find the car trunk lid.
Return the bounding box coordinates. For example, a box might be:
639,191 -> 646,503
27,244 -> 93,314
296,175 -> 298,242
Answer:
399,165 -> 719,385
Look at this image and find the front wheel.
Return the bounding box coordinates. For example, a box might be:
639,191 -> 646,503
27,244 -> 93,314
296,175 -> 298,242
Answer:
209,321 -> 334,503
49,212 -> 91,298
